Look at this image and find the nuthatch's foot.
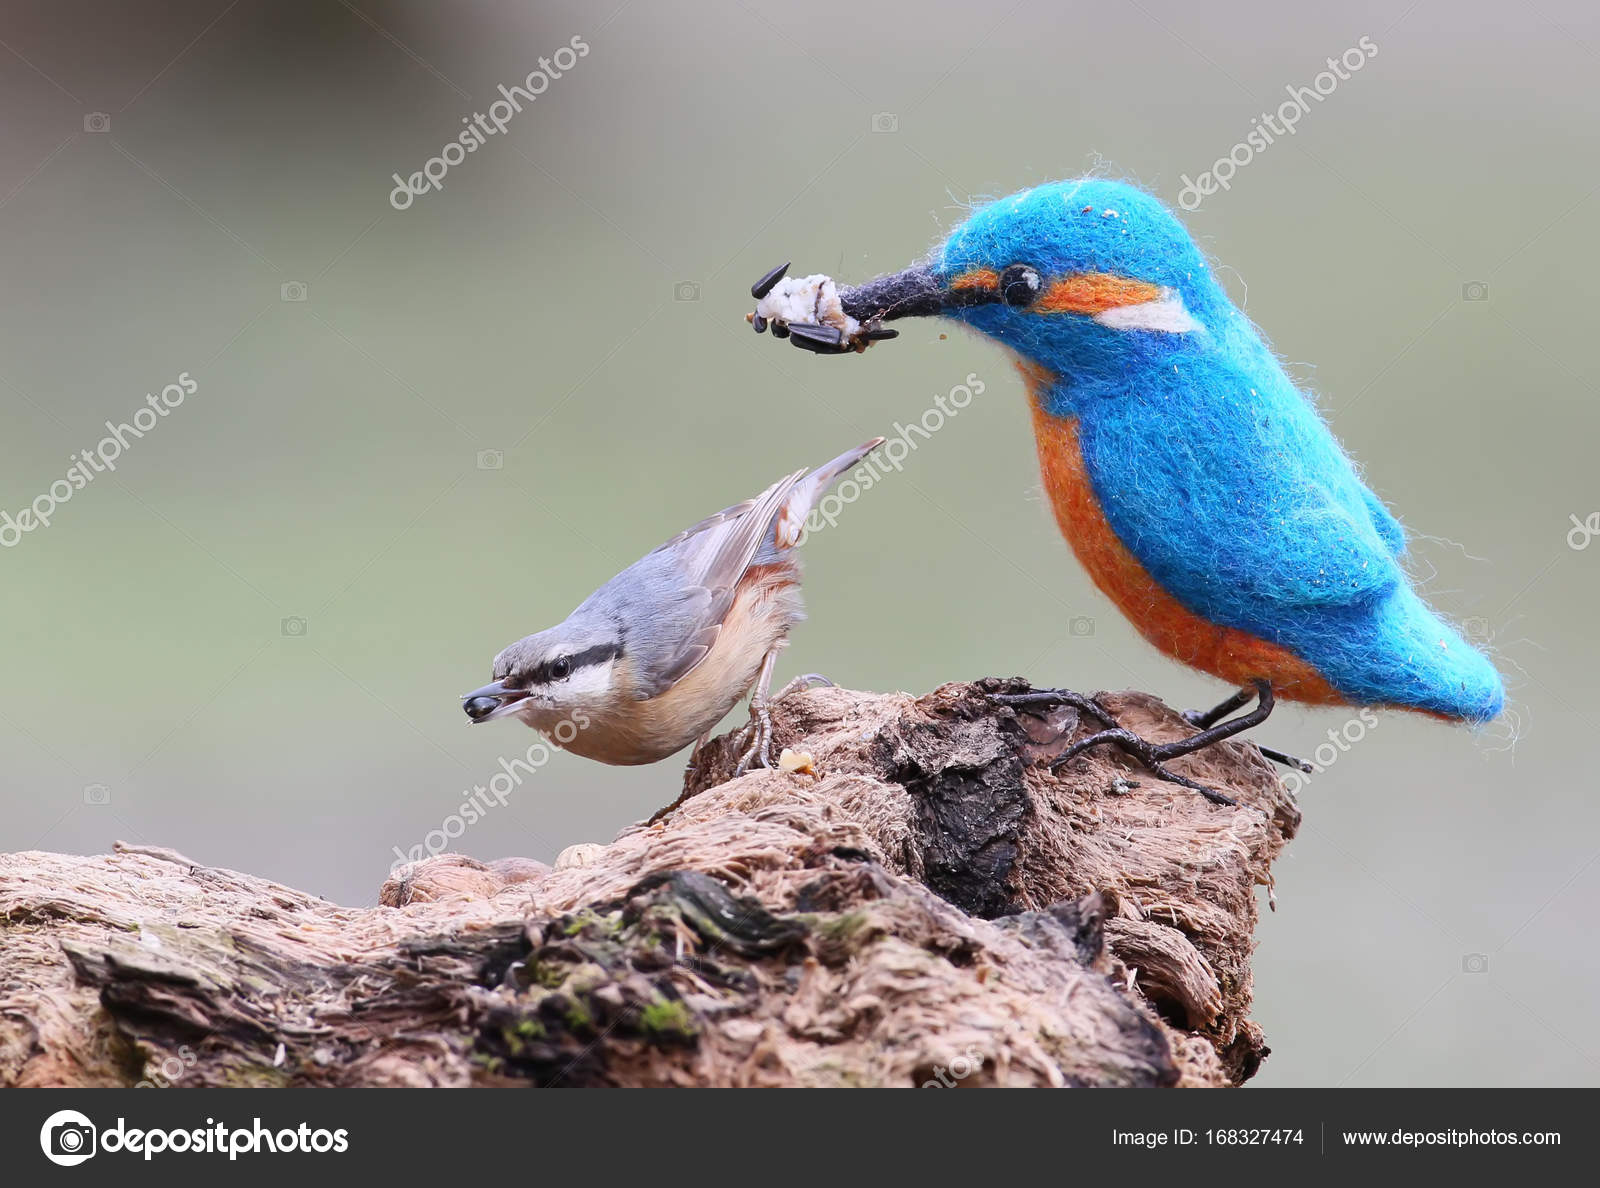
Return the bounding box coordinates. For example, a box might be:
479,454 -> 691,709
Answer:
731,673 -> 831,777
732,703 -> 775,777
746,263 -> 898,354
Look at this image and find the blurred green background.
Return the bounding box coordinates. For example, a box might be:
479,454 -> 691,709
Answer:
2,0 -> 1595,1087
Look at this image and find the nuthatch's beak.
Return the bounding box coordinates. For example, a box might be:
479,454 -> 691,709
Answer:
462,680 -> 529,723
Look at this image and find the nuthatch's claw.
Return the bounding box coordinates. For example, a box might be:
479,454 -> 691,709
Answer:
732,705 -> 775,777
773,673 -> 833,700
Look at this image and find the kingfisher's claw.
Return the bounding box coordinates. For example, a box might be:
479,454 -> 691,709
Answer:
992,685 -> 1265,810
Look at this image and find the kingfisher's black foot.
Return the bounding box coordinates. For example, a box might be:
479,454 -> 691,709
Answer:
994,680 -> 1291,807
1183,686 -> 1313,774
990,687 -> 1120,727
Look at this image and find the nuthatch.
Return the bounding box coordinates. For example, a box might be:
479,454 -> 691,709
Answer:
462,437 -> 884,774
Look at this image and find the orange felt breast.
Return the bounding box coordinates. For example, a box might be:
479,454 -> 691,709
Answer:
1018,360 -> 1345,704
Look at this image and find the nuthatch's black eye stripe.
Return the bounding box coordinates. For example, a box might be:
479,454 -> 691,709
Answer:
527,642 -> 621,685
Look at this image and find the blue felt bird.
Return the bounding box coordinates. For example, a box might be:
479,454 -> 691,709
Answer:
749,178 -> 1503,800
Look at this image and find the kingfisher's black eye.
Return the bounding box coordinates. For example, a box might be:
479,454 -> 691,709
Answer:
1001,264 -> 1041,307
549,657 -> 571,681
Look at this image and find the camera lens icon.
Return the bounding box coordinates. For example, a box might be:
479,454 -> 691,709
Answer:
280,281 -> 308,302
1068,616 -> 1096,637
1461,281 -> 1489,302
477,449 -> 504,470
41,1110 -> 97,1166
83,112 -> 111,133
674,281 -> 701,302
281,616 -> 308,637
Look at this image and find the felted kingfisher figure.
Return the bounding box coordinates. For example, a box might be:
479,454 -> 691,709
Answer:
747,178 -> 1504,804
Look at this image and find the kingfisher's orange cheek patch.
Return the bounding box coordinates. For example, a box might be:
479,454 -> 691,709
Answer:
1034,273 -> 1165,314
949,268 -> 999,293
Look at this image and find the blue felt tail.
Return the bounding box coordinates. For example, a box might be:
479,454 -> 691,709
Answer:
1312,588 -> 1505,724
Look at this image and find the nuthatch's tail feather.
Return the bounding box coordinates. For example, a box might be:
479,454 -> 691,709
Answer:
772,437 -> 885,550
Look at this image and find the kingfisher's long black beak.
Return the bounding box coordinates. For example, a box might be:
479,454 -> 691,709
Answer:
844,262 -> 1014,323
838,264 -> 951,323
462,680 -> 528,722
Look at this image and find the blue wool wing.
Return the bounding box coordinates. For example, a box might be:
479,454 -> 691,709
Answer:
1080,363 -> 1403,631
1358,481 -> 1407,557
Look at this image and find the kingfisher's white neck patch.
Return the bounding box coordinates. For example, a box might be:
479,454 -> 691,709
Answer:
1092,290 -> 1200,334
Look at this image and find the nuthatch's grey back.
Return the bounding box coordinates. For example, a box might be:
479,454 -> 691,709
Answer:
462,437 -> 884,766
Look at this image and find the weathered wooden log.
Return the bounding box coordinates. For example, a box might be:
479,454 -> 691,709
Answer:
0,679 -> 1297,1088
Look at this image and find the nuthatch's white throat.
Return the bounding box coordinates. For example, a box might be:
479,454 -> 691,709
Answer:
462,437 -> 884,773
